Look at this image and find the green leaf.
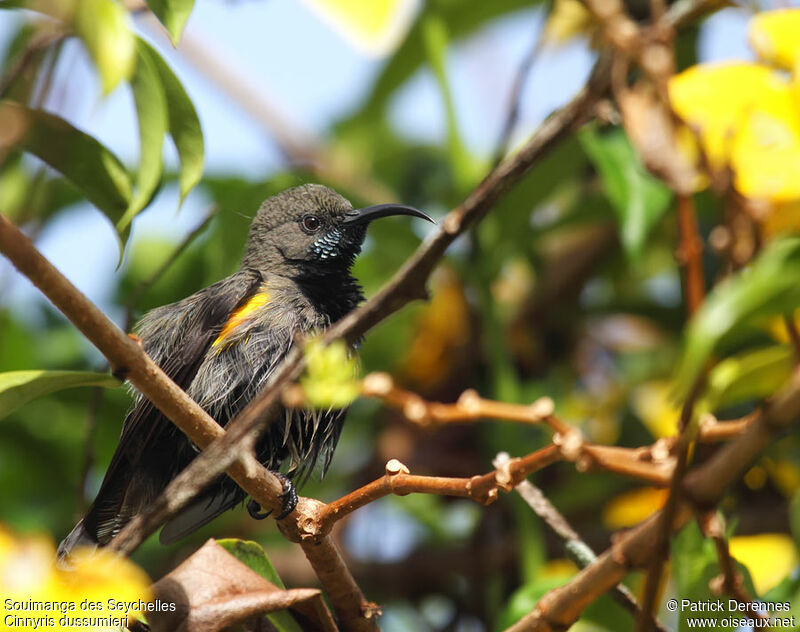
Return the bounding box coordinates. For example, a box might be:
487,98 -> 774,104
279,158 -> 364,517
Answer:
115,39 -> 168,237
672,522 -> 757,632
0,101 -> 133,225
579,126 -> 672,260
421,13 -> 477,192
217,539 -> 302,632
139,39 -> 204,204
74,0 -> 136,94
144,0 -> 194,45
704,345 -> 794,411
675,237 -> 800,397
0,370 -> 120,420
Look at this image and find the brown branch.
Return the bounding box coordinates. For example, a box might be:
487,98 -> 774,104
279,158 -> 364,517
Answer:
579,444 -> 674,486
316,447 -> 561,534
677,194 -> 704,314
361,372 -> 564,433
492,25 -> 545,166
326,54 -> 613,347
697,510 -> 768,622
696,412 -> 755,442
504,365 -> 800,631
637,376 -> 702,631
359,375 -> 678,485
495,454 -> 670,632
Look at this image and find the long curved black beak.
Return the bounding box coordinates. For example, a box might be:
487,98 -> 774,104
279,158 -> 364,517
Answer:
342,203 -> 435,226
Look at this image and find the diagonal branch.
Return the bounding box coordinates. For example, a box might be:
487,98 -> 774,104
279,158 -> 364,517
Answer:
503,364 -> 800,631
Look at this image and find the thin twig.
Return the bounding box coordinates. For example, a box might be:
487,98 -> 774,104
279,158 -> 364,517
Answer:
495,454 -> 670,632
677,194 -> 704,314
637,377 -> 702,631
361,372 -> 563,432
492,26 -> 545,166
697,510 -> 768,622
123,205 -> 219,330
317,448 -> 561,534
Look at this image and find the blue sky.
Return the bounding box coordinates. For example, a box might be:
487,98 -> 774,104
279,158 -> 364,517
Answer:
0,1 -> 753,329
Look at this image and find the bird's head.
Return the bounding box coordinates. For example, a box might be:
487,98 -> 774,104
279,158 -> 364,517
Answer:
242,184 -> 432,278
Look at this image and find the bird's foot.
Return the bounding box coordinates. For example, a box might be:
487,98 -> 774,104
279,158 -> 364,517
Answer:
276,472 -> 298,519
247,499 -> 271,520
246,473 -> 297,521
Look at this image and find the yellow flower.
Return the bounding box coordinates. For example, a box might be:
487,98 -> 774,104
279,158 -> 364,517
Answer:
298,0 -> 420,56
631,381 -> 679,438
669,62 -> 800,202
602,487 -> 667,529
0,526 -> 150,632
729,533 -> 798,594
666,8 -> 800,212
542,0 -> 592,45
749,9 -> 800,72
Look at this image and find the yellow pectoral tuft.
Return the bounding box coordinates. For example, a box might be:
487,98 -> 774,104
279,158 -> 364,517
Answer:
213,292 -> 270,348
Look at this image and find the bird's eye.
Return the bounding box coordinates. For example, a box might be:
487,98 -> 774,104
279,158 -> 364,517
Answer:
302,215 -> 321,232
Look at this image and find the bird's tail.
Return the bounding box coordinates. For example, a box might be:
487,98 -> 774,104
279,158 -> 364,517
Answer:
56,519 -> 97,568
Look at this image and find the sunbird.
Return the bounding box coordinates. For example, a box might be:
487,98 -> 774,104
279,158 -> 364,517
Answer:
59,184 -> 432,557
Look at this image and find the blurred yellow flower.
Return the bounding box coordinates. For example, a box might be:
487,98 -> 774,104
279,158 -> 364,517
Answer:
540,558 -> 578,578
0,526 -> 151,632
669,63 -> 800,202
729,533 -> 798,594
298,0 -> 420,56
542,0 -> 592,45
668,9 -> 800,214
749,9 -> 800,72
602,487 -> 667,529
631,380 -> 679,438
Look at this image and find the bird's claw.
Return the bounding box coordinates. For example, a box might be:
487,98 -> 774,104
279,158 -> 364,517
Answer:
276,473 -> 298,519
246,473 -> 297,521
247,498 -> 271,520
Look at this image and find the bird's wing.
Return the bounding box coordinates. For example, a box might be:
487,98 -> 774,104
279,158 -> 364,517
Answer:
158,487 -> 242,544
83,270 -> 264,544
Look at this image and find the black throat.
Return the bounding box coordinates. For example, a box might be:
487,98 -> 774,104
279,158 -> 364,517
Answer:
294,268 -> 365,324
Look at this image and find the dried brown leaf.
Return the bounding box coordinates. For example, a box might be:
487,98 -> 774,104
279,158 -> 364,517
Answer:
148,539 -> 336,632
